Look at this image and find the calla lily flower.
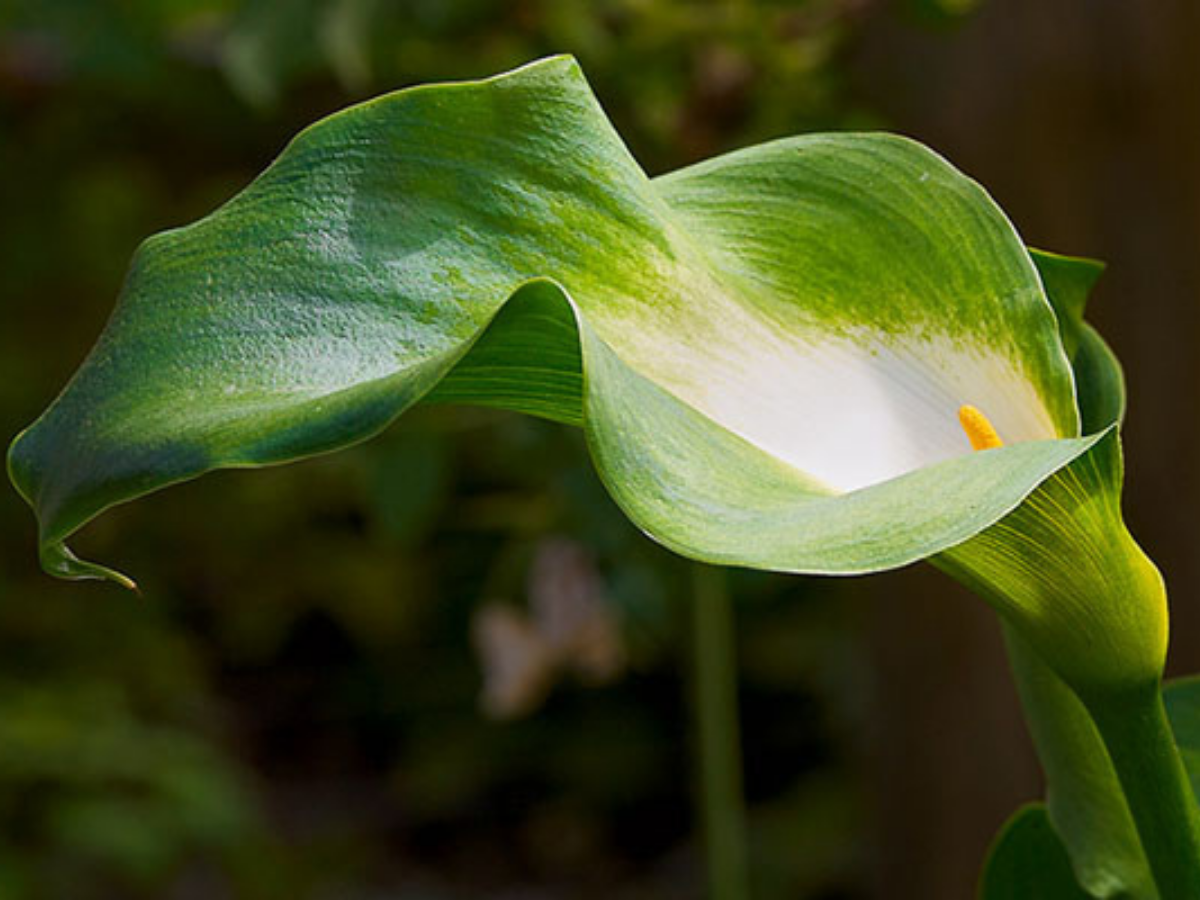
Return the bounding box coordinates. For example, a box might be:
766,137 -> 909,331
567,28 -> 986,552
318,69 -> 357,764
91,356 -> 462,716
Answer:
4,54 -> 1155,685
6,56 -> 1195,895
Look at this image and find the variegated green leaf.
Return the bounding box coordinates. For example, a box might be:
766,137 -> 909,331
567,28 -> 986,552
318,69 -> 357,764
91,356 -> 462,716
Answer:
8,55 -> 1100,591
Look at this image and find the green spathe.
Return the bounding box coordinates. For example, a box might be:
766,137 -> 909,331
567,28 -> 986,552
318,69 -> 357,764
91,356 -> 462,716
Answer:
6,51 -> 1160,691
6,56 -> 1182,892
8,55 -> 1157,684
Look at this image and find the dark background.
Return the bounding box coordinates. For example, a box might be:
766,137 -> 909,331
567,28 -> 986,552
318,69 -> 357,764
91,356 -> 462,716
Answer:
1,1 -> 1196,898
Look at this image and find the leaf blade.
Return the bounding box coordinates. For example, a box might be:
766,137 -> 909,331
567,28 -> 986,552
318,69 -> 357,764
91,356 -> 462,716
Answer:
979,804 -> 1094,900
7,55 -> 1108,586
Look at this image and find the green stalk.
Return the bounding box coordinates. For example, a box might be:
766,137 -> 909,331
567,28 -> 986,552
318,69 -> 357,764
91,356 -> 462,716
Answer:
1004,626 -> 1200,898
1083,682 -> 1200,900
691,564 -> 750,900
1001,626 -> 1155,897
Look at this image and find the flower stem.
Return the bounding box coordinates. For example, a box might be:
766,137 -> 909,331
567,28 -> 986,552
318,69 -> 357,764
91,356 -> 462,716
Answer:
1001,626 -> 1155,896
1084,682 -> 1200,900
691,564 -> 750,900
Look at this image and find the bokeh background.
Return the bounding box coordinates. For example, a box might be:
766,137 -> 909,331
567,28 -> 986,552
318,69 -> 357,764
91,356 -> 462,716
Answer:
2,1 -> 1197,898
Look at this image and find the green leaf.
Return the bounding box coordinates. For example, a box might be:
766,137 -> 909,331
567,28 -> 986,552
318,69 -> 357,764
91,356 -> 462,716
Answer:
979,804 -> 1093,899
1074,323 -> 1126,435
7,56 -> 1103,589
1163,675 -> 1200,803
1029,249 -> 1105,362
1027,249 -> 1123,435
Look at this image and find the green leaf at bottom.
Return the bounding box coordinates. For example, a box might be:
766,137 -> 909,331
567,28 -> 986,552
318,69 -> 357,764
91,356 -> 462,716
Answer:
980,804 -> 1093,899
980,676 -> 1200,900
1163,675 -> 1200,804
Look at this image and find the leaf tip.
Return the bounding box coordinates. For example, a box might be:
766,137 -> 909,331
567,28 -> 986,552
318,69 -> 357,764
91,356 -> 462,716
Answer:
40,541 -> 139,593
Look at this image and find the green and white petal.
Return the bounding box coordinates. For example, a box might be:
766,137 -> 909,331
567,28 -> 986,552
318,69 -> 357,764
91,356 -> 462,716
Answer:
653,135 -> 1081,491
4,55 -> 1102,596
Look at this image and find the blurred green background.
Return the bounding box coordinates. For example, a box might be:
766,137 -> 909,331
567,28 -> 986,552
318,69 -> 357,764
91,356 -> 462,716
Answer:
3,1 -> 1199,898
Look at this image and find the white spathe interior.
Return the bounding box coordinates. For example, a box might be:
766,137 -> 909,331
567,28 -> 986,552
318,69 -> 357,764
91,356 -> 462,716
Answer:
624,316 -> 1065,494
